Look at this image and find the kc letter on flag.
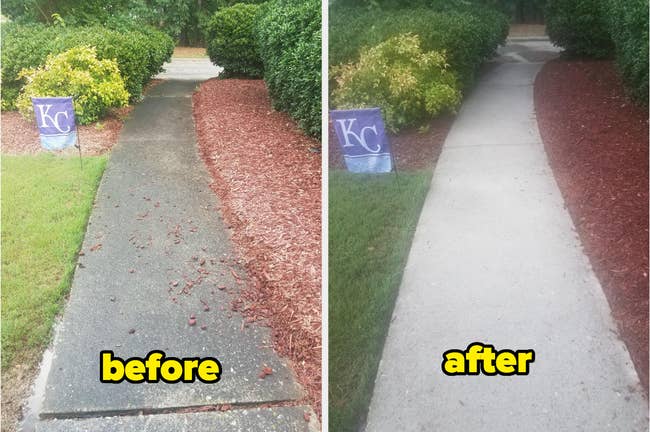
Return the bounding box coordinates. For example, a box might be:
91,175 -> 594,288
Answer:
331,108 -> 392,173
31,97 -> 77,151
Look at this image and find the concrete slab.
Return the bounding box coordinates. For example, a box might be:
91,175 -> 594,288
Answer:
497,40 -> 561,64
365,41 -> 647,431
36,406 -> 319,432
38,81 -> 303,421
156,58 -> 222,81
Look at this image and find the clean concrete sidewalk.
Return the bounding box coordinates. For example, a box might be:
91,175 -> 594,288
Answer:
155,58 -> 222,81
365,41 -> 648,431
32,80 -> 316,431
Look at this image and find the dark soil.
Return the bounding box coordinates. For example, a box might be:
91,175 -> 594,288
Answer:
193,79 -> 322,416
535,59 -> 649,392
329,115 -> 455,170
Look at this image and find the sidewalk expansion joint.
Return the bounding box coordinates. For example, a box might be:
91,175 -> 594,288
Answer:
446,141 -> 539,149
146,95 -> 193,98
40,398 -> 309,421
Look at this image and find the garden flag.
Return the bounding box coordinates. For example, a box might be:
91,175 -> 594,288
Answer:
31,97 -> 77,151
330,108 -> 392,173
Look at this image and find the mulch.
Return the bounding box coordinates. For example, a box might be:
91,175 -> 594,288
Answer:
535,59 -> 649,392
193,79 -> 322,415
1,110 -> 127,156
329,115 -> 455,170
0,80 -> 164,156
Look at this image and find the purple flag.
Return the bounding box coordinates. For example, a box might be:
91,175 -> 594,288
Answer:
330,108 -> 392,173
31,97 -> 77,151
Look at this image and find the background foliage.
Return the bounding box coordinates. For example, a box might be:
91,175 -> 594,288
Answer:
1,0 -> 264,45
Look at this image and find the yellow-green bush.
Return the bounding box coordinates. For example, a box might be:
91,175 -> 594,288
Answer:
329,4 -> 508,90
16,46 -> 129,125
333,34 -> 461,132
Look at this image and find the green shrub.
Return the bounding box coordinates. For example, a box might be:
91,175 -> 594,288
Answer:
329,5 -> 508,90
333,34 -> 461,132
256,0 -> 321,138
206,3 -> 264,77
603,0 -> 648,103
1,23 -> 61,110
16,46 -> 129,125
1,23 -> 174,110
545,0 -> 613,58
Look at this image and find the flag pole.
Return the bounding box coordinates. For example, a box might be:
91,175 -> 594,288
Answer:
75,132 -> 83,170
389,141 -> 400,187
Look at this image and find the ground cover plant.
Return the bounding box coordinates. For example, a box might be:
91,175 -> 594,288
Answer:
1,154 -> 107,427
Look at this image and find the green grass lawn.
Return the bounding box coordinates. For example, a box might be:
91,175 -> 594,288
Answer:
1,154 -> 107,371
329,169 -> 433,432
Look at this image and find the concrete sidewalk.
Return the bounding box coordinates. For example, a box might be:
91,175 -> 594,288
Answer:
365,41 -> 648,431
155,58 -> 222,81
31,80 -> 316,431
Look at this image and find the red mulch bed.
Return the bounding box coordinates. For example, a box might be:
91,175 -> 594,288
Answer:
1,110 -> 128,156
535,59 -> 649,392
193,79 -> 322,415
1,80 -> 163,156
329,115 -> 455,170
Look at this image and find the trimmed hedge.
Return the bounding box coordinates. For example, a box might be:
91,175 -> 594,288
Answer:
329,5 -> 509,90
545,0 -> 613,58
256,0 -> 321,138
206,3 -> 264,77
602,0 -> 648,103
545,0 -> 648,103
1,23 -> 174,110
